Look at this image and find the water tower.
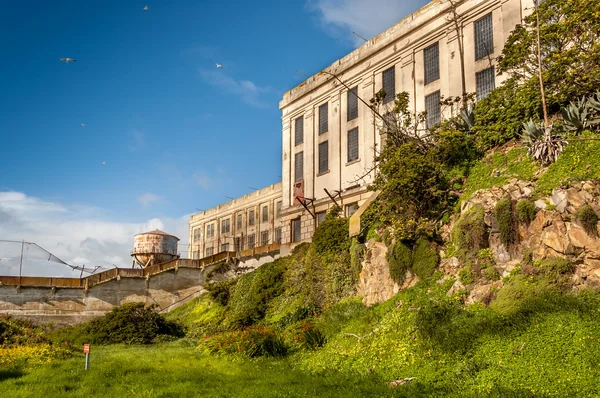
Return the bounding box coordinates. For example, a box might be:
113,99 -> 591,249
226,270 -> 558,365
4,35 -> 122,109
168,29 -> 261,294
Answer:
131,230 -> 179,268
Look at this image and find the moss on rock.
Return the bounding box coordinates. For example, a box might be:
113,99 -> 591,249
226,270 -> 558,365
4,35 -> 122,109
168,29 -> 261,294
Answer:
575,204 -> 599,237
452,205 -> 488,259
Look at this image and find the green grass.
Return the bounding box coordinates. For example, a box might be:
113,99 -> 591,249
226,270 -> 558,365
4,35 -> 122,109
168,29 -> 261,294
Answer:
0,340 -> 389,398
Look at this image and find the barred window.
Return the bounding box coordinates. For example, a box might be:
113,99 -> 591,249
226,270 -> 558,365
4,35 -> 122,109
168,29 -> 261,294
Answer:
276,201 -> 282,218
193,228 -> 201,243
274,227 -> 282,243
249,210 -> 255,226
347,86 -> 358,121
382,66 -> 395,104
221,243 -> 229,252
261,231 -> 269,246
425,91 -> 441,129
247,234 -> 255,249
319,103 -> 328,135
237,214 -> 242,229
423,42 -> 440,85
295,116 -> 304,146
318,141 -> 329,174
475,13 -> 494,61
205,246 -> 213,257
316,211 -> 326,226
295,151 -> 304,182
476,67 -> 496,101
347,128 -> 359,162
292,218 -> 302,242
206,223 -> 215,238
262,205 -> 269,222
221,218 -> 230,234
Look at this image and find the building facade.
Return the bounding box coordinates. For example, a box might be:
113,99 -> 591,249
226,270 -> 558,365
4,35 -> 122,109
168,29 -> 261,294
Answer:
188,183 -> 283,259
278,0 -> 527,252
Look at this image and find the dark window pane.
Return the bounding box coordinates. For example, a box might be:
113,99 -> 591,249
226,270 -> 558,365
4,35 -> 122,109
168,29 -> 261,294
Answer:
347,128 -> 359,162
295,151 -> 304,182
295,116 -> 304,146
237,214 -> 242,229
316,211 -> 326,226
292,218 -> 302,242
424,42 -> 440,85
319,103 -> 328,135
347,86 -> 358,121
249,210 -> 255,226
382,66 -> 395,104
276,201 -> 282,218
247,234 -> 255,248
274,227 -> 282,243
425,91 -> 441,128
318,141 -> 328,174
262,205 -> 268,222
261,231 -> 269,246
476,66 -> 495,101
475,13 -> 494,61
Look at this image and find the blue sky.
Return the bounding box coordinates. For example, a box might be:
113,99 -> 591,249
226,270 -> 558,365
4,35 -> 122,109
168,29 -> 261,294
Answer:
0,0 -> 429,275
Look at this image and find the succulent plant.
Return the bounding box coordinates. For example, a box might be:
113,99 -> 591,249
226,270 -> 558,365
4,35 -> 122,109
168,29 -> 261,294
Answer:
456,103 -> 476,132
561,97 -> 590,132
521,119 -> 566,165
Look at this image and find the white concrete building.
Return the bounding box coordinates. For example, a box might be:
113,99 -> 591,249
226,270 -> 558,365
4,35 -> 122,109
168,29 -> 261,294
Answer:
188,183 -> 283,259
278,0 -> 527,253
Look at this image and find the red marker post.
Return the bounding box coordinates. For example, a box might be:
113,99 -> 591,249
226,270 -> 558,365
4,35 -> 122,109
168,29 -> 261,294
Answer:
83,344 -> 90,370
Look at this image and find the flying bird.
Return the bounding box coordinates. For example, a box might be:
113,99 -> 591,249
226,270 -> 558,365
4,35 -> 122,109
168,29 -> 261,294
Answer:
59,58 -> 77,63
143,5 -> 149,11
215,63 -> 223,69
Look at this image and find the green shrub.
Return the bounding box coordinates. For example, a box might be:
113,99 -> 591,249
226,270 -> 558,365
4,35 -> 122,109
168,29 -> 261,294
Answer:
412,238 -> 439,280
312,206 -> 350,257
0,317 -> 48,347
299,322 -> 327,350
205,279 -> 237,307
575,204 -> 599,236
387,241 -> 412,285
53,303 -> 184,346
206,261 -> 230,278
516,199 -> 536,225
459,264 -> 476,285
203,325 -> 288,358
538,258 -> 575,278
483,265 -> 501,281
227,260 -> 287,328
495,198 -> 517,247
349,240 -> 365,277
452,205 -> 488,258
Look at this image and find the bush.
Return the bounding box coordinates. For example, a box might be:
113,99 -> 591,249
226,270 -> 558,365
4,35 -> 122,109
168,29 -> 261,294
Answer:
459,264 -> 476,285
203,325 -> 288,358
227,259 -> 287,327
312,206 -> 350,257
299,322 -> 327,350
387,241 -> 412,285
349,239 -> 365,277
495,198 -> 517,248
538,258 -> 575,278
205,279 -> 238,307
516,199 -> 536,225
0,317 -> 47,347
412,238 -> 439,280
575,204 -> 599,236
482,265 -> 501,281
53,303 -> 185,346
452,205 -> 488,259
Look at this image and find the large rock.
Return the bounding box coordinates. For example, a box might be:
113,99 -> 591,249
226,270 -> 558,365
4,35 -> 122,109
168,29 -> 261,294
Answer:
357,241 -> 400,306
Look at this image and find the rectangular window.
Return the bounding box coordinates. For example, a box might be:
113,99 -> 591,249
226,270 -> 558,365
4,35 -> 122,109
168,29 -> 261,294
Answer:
221,218 -> 230,234
425,91 -> 441,129
346,202 -> 359,217
247,234 -> 255,249
205,246 -> 213,257
206,223 -> 215,238
261,231 -> 269,246
347,86 -> 358,121
292,218 -> 302,242
193,250 -> 200,260
221,243 -> 229,252
193,228 -> 201,243
274,227 -> 282,243
262,205 -> 269,222
316,211 -> 326,227
476,66 -> 495,101
295,151 -> 304,182
382,66 -> 395,104
295,116 -> 304,146
249,210 -> 255,226
237,214 -> 242,229
318,141 -> 328,174
423,42 -> 440,85
347,128 -> 359,163
318,103 -> 328,135
275,201 -> 282,218
475,13 -> 494,61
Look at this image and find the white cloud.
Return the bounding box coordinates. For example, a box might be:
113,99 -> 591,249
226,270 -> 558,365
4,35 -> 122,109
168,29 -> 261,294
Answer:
137,193 -> 163,207
0,191 -> 189,277
199,69 -> 274,108
192,172 -> 214,190
307,0 -> 431,46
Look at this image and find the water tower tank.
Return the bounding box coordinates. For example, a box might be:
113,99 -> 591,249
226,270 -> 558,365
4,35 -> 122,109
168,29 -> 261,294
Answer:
131,230 -> 179,268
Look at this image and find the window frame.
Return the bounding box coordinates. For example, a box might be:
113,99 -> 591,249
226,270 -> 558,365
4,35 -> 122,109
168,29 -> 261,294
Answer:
423,42 -> 440,86
295,151 -> 304,182
262,205 -> 269,222
249,210 -> 255,226
347,86 -> 358,121
318,140 -> 329,174
347,127 -> 359,163
318,103 -> 328,135
382,66 -> 396,104
425,90 -> 441,129
474,13 -> 494,61
294,116 -> 304,146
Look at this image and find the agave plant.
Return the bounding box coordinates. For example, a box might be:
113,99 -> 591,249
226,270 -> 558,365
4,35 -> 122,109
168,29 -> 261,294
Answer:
455,103 -> 475,132
561,98 -> 590,133
588,91 -> 600,113
522,119 -> 567,165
